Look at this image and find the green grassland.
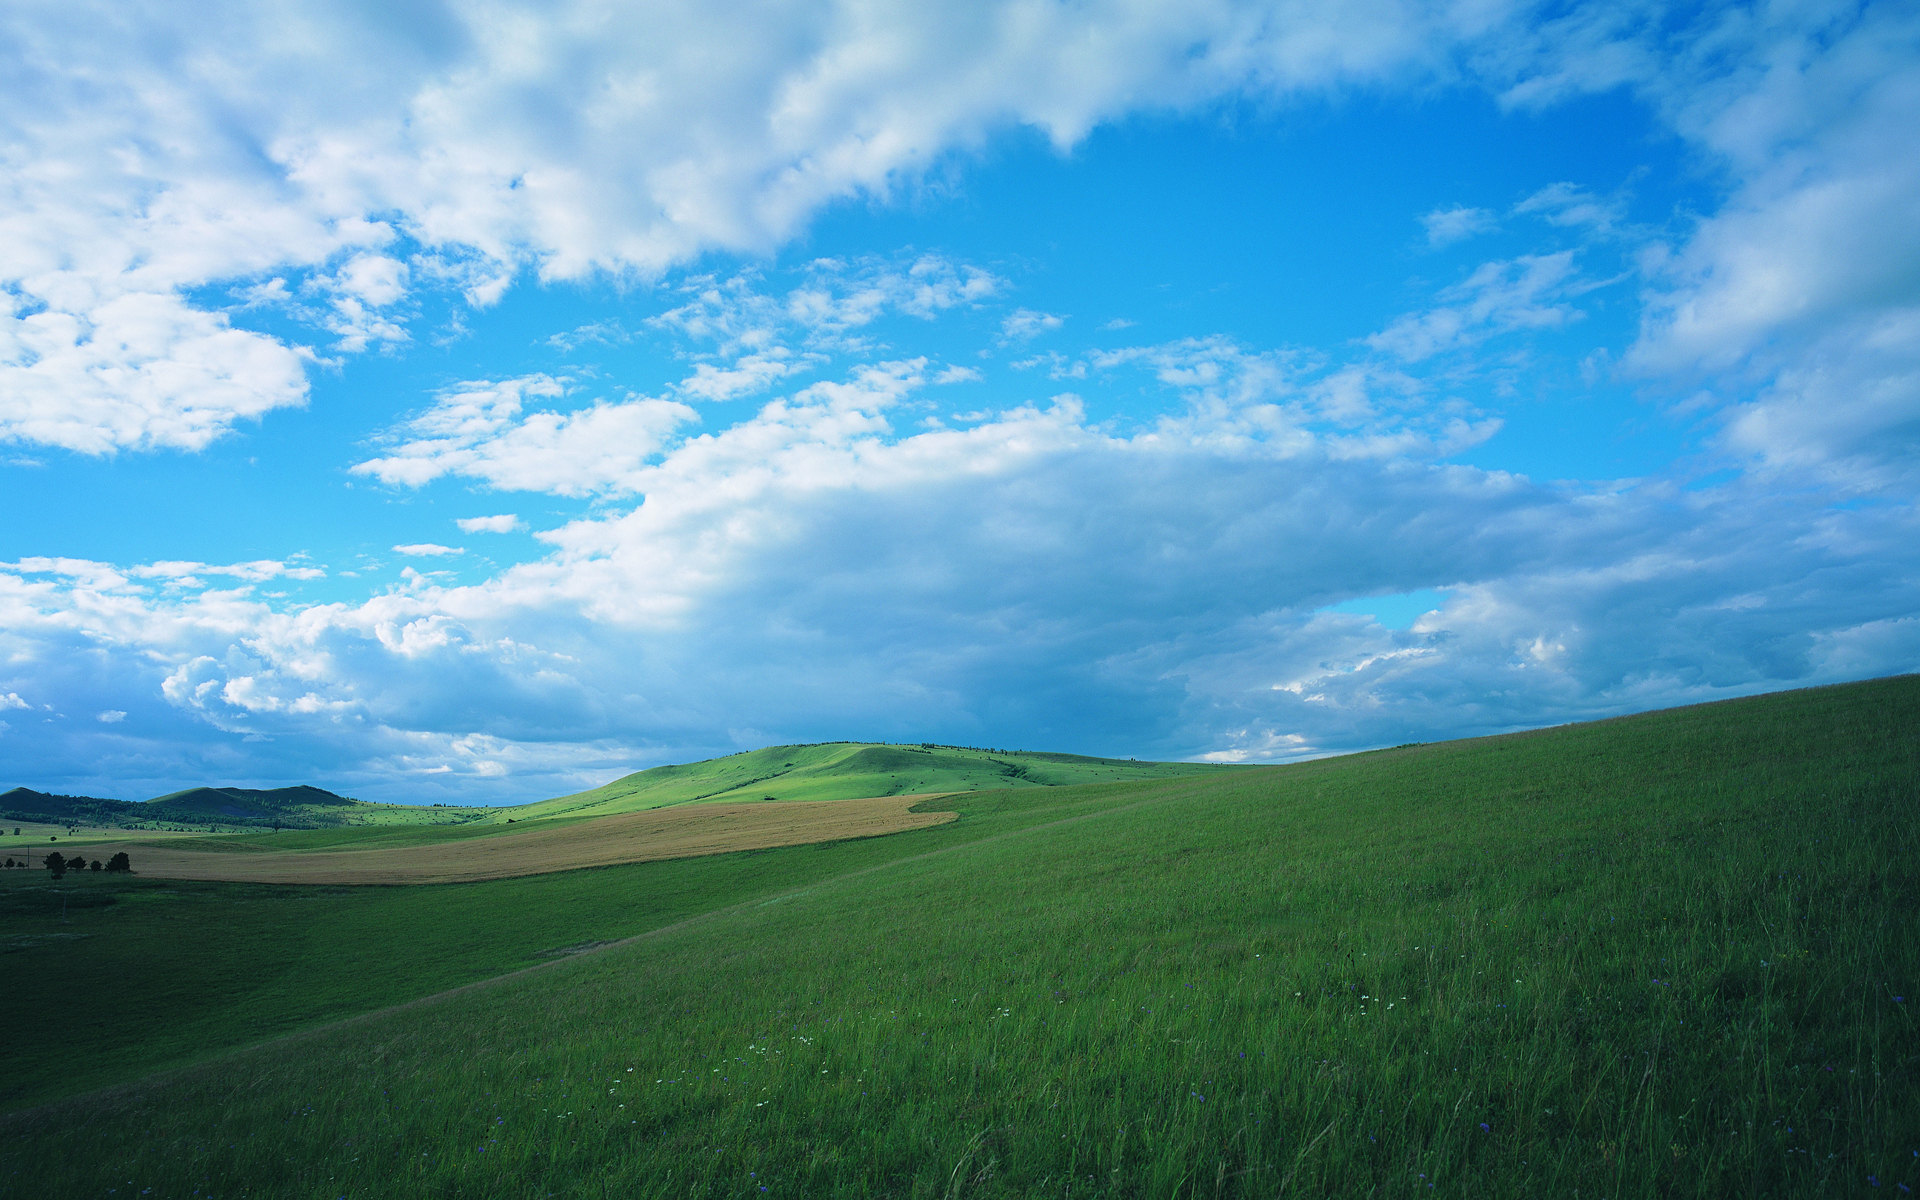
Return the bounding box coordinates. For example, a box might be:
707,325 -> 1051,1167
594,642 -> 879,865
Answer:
499,742 -> 1238,821
2,677 -> 1916,1197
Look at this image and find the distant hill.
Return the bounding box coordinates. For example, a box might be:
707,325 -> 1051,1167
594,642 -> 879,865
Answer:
0,784 -> 377,830
144,785 -> 362,826
0,787 -> 139,826
496,741 -> 1241,821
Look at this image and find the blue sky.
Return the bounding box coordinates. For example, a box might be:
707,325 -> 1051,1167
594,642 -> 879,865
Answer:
3,0 -> 1916,803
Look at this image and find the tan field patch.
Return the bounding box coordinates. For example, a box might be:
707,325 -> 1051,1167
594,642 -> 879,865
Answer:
35,795 -> 958,885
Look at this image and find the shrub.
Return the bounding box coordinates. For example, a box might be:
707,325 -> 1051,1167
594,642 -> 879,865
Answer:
106,852 -> 131,873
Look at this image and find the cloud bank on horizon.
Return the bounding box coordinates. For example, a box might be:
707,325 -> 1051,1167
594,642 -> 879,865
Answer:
2,0 -> 1916,803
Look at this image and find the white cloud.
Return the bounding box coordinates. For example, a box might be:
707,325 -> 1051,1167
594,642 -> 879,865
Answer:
316,253 -> 412,352
353,375 -> 697,496
0,290 -> 312,454
545,320 -> 630,354
393,544 -> 463,558
3,399 -> 1913,801
1514,182 -> 1623,233
1,692 -> 28,710
334,253 -> 409,308
129,560 -> 325,583
1629,34 -> 1920,489
0,0 -> 1505,456
1367,252 -> 1584,361
1000,309 -> 1066,343
676,351 -> 813,402
655,256 -> 1000,355
457,515 -> 523,535
1421,205 -> 1497,247
1471,0 -> 1920,492
97,710 -> 126,724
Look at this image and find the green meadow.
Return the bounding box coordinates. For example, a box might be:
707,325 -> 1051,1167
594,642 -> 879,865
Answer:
2,676 -> 1915,1197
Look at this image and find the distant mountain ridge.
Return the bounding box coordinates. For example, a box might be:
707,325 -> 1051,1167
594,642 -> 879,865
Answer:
0,784 -> 366,829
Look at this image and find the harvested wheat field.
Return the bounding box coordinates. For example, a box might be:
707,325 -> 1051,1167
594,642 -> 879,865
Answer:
45,795 -> 957,885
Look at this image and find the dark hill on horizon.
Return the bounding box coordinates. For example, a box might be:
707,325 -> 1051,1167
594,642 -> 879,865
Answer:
144,785 -> 362,825
0,787 -> 141,827
0,784 -> 369,830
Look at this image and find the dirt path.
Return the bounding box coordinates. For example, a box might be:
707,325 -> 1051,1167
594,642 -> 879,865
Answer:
42,794 -> 957,884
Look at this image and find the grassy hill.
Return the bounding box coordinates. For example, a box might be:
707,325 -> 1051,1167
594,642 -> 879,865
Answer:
1,676 -> 1915,1197
494,741 -> 1238,821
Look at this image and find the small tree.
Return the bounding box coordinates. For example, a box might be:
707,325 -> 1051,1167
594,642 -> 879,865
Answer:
106,851 -> 131,873
44,852 -> 66,878
90,859 -> 103,871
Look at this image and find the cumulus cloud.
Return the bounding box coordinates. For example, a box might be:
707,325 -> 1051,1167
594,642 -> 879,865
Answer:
1000,309 -> 1066,343
6,0 -> 1910,491
0,0 -> 1507,457
676,352 -> 813,403
4,394 -> 1915,801
393,543 -> 462,557
353,376 -> 697,496
456,515 -> 523,534
1480,0 -> 1920,491
0,290 -> 312,454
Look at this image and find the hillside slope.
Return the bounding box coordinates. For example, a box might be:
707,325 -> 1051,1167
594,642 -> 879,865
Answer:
3,675 -> 1915,1197
500,740 -> 1238,820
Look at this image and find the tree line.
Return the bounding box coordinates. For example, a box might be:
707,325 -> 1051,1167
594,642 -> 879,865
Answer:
0,851 -> 131,876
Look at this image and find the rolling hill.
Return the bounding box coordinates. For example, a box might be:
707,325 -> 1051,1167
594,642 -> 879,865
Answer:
2,676 -> 1914,1197
495,740 -> 1239,821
